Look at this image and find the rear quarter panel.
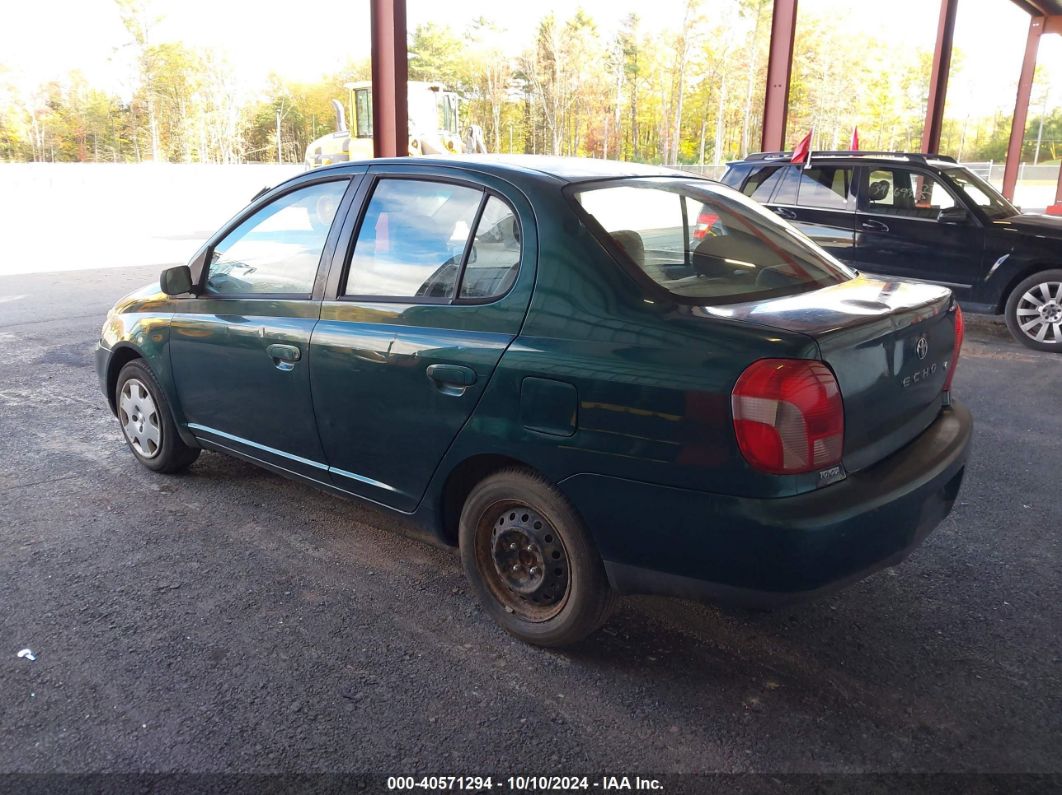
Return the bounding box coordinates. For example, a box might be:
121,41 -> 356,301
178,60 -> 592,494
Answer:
430,185 -> 825,508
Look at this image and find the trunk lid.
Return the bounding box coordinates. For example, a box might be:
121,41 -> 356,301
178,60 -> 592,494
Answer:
707,276 -> 957,473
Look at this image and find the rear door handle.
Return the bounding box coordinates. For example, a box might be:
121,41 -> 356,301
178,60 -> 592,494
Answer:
426,364 -> 477,395
773,207 -> 797,220
861,219 -> 889,232
266,343 -> 301,371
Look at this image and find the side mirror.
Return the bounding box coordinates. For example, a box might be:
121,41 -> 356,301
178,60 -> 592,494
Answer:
938,206 -> 969,225
160,265 -> 194,296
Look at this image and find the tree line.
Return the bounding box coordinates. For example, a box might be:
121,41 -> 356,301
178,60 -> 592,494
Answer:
0,0 -> 1058,166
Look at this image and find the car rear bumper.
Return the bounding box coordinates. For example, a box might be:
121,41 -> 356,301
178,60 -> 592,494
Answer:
558,401 -> 972,608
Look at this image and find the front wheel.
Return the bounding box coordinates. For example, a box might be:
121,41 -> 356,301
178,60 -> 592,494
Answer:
115,359 -> 200,473
459,469 -> 616,647
1005,269 -> 1062,351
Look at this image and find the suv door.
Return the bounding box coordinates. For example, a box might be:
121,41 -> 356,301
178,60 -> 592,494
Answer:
170,176 -> 354,478
309,168 -> 535,512
853,165 -> 985,293
763,164 -> 856,261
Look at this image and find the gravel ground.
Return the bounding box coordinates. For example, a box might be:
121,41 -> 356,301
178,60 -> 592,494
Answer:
0,264 -> 1060,789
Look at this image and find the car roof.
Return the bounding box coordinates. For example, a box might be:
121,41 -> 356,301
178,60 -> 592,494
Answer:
731,151 -> 959,169
313,154 -> 692,184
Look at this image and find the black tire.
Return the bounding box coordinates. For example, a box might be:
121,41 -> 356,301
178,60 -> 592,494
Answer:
459,469 -> 616,647
114,359 -> 200,473
1004,269 -> 1062,351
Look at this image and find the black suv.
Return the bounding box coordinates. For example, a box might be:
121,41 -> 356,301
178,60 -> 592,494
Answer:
722,151 -> 1062,350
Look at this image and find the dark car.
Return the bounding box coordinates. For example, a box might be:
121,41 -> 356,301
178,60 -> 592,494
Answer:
97,155 -> 972,647
722,150 -> 1062,350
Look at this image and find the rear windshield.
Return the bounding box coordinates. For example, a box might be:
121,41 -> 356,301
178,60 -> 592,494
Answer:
572,178 -> 854,304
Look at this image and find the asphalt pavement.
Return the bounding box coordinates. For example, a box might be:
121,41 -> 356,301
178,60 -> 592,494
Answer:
0,264 -> 1060,788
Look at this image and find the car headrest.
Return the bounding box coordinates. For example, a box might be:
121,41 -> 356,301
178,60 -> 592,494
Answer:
868,180 -> 890,202
610,230 -> 645,269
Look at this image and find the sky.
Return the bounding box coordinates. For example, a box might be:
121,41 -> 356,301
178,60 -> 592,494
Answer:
2,0 -> 1060,115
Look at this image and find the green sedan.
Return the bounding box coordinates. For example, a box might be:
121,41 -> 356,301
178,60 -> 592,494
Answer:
97,156 -> 972,647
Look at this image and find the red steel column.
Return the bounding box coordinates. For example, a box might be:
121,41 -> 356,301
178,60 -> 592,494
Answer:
1047,17 -> 1062,215
370,0 -> 408,158
1003,15 -> 1044,201
921,0 -> 958,154
761,0 -> 798,152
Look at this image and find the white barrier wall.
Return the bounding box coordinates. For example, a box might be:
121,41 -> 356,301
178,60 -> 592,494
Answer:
0,164 -> 303,276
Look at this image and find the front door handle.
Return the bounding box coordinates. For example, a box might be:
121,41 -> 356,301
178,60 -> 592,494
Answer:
773,207 -> 797,220
861,219 -> 889,232
266,343 -> 302,371
426,364 -> 477,396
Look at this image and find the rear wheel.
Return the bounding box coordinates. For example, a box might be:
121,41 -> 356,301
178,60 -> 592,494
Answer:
115,359 -> 200,473
459,469 -> 616,647
1005,269 -> 1062,351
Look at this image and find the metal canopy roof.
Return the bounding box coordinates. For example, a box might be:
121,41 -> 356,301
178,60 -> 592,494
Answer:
1013,0 -> 1062,15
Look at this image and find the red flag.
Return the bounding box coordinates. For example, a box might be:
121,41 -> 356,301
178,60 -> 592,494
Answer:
791,130 -> 813,164
851,126 -> 860,151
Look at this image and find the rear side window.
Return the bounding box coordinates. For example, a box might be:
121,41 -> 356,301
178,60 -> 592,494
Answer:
459,196 -> 521,300
774,166 -> 852,210
345,178 -> 519,302
573,179 -> 852,305
742,166 -> 785,202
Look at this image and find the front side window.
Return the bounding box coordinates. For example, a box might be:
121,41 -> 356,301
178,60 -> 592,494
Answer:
943,167 -> 1016,220
864,168 -> 956,219
205,180 -> 347,296
345,179 -> 484,300
574,179 -> 853,304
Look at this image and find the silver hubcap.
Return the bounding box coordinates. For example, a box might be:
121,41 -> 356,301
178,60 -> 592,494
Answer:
1016,281 -> 1062,344
119,378 -> 161,458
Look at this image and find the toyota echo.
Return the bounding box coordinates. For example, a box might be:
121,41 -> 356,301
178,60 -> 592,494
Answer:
97,156 -> 973,646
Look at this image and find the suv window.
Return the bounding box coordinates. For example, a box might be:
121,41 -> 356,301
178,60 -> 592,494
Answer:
742,166 -> 785,202
770,166 -> 852,209
942,167 -> 1016,220
864,167 -> 956,219
574,179 -> 851,304
205,180 -> 348,296
345,178 -> 490,300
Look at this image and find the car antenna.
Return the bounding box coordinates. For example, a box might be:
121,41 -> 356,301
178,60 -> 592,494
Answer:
251,186 -> 271,202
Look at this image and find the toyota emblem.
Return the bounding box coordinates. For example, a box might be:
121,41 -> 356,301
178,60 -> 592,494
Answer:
915,336 -> 929,360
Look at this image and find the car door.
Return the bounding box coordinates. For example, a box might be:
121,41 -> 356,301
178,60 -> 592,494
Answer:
852,165 -> 985,294
309,167 -> 535,512
169,176 -> 356,479
765,164 -> 856,262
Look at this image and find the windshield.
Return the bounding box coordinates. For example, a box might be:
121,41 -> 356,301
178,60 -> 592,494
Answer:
572,178 -> 855,304
942,167 -> 1017,220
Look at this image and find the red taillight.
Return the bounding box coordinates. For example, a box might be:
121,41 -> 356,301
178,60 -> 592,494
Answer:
692,210 -> 720,240
732,359 -> 845,475
942,304 -> 964,394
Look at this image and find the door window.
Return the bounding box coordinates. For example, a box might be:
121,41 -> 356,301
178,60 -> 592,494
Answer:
742,166 -> 785,202
205,181 -> 348,296
345,179 -> 486,300
772,166 -> 852,209
458,196 -> 521,300
864,168 -> 956,219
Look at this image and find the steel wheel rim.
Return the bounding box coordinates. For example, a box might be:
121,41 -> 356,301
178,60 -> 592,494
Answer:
1016,281 -> 1062,344
119,378 -> 162,459
474,501 -> 571,622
